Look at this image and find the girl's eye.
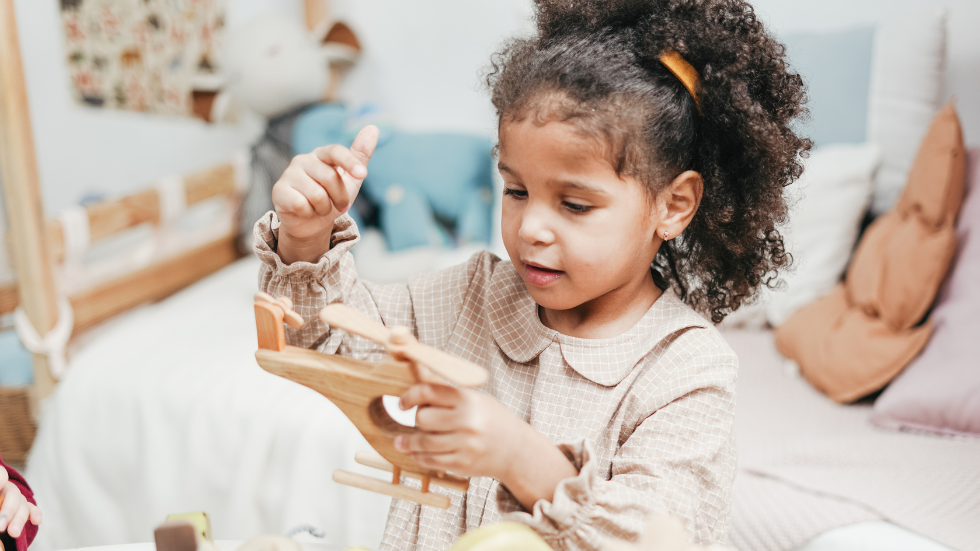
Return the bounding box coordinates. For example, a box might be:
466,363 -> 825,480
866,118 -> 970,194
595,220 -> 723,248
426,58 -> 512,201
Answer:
563,201 -> 593,214
504,188 -> 527,199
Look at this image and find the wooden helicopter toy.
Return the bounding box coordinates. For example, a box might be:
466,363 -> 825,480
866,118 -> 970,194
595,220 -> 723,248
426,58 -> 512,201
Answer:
252,292 -> 489,509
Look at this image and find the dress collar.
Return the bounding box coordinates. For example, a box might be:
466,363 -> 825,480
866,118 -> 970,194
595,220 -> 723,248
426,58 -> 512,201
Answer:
488,262 -> 712,386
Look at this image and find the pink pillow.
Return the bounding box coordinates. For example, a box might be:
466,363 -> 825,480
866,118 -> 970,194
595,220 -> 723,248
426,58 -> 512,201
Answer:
872,148 -> 980,436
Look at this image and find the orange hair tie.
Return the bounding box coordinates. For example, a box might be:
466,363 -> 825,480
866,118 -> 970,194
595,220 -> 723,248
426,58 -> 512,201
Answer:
659,51 -> 702,113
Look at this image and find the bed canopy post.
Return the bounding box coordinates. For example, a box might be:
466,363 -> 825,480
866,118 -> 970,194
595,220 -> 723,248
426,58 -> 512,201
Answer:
304,0 -> 329,31
0,0 -> 59,400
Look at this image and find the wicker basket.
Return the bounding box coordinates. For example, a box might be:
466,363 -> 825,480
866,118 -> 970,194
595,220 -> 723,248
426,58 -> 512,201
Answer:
0,387 -> 36,464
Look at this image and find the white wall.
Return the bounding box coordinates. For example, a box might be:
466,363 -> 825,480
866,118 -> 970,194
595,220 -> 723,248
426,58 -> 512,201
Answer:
328,0 -> 980,144
329,0 -> 533,135
9,0 -> 980,217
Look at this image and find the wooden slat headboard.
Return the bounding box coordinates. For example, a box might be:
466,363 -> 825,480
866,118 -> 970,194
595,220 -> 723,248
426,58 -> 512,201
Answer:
46,163 -> 238,262
0,282 -> 16,316
0,161 -> 244,335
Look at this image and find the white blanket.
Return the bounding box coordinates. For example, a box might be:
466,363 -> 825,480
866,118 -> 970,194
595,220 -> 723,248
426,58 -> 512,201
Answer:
26,256 -> 391,551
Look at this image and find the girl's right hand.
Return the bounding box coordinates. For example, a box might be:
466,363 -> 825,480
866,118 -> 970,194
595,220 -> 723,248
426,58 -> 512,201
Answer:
0,468 -> 42,539
272,125 -> 379,264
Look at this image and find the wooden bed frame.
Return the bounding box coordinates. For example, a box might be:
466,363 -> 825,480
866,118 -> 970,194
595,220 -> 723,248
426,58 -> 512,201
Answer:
0,0 -> 330,462
0,163 -> 243,335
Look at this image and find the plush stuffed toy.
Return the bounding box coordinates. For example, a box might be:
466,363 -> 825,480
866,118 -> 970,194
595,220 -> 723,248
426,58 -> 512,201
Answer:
292,105 -> 494,251
192,14 -> 361,244
193,15 -> 493,252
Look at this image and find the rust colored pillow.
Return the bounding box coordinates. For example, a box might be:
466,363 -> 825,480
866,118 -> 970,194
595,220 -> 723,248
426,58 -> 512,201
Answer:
775,102 -> 967,403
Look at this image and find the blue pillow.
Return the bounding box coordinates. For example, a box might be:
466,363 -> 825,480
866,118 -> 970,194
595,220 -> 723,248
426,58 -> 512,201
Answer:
0,330 -> 34,386
782,27 -> 875,147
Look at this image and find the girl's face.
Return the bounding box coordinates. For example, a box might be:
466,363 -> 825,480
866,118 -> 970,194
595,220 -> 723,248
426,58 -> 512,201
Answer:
498,119 -> 662,314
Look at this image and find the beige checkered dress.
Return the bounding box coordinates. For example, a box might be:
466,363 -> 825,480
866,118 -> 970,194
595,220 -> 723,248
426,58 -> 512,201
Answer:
256,213 -> 738,551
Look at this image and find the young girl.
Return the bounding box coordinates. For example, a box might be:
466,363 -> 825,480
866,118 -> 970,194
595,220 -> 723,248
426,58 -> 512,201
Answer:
256,0 -> 806,549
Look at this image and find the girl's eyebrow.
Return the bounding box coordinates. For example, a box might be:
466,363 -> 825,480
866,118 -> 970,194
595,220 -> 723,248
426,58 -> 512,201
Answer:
499,162 -> 607,195
559,179 -> 608,195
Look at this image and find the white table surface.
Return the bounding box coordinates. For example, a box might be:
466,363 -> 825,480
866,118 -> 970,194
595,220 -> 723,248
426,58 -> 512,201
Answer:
58,541 -> 365,551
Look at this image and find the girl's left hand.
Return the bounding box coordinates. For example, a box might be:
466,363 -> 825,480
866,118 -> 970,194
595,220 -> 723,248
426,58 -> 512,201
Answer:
396,383 -> 579,509
0,469 -> 42,539
395,383 -> 527,481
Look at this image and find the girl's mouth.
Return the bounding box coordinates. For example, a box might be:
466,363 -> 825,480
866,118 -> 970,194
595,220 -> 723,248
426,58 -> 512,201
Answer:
524,262 -> 563,287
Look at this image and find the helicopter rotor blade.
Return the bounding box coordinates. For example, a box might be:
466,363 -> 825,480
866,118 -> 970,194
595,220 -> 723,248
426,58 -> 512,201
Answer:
318,304 -> 488,387
397,342 -> 488,388
256,292 -> 305,329
254,291 -> 276,304
319,304 -> 392,344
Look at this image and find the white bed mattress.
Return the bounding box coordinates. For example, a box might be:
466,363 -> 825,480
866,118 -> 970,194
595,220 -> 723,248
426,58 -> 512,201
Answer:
26,256 -> 391,551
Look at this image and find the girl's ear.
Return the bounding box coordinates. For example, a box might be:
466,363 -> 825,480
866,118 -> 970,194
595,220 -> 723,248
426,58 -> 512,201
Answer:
657,170 -> 703,241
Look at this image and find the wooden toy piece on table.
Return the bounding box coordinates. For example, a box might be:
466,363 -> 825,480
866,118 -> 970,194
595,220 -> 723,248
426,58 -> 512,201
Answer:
252,296 -> 489,509
154,512 -> 216,551
164,512 -> 213,544
154,521 -> 208,551
154,519 -> 303,551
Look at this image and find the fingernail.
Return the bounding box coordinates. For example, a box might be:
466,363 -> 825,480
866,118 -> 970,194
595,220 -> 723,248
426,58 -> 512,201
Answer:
394,436 -> 405,450
0,513 -> 7,531
398,398 -> 407,410
352,165 -> 367,178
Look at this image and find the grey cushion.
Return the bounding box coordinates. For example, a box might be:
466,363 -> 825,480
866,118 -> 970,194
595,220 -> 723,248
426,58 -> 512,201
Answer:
783,27 -> 875,147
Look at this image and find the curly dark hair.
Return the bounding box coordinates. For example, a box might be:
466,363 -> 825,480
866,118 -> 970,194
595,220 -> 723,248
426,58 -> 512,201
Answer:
486,0 -> 810,323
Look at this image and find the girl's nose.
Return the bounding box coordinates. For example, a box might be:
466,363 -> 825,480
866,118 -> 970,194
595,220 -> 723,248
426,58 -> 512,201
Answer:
518,206 -> 556,246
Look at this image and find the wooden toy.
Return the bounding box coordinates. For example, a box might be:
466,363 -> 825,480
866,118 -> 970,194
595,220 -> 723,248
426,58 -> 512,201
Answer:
154,521 -> 204,551
252,294 -> 489,509
164,512 -> 213,543
154,520 -> 303,551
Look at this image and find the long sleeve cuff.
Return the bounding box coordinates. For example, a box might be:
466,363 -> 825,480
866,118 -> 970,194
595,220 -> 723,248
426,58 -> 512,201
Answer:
497,439 -> 643,550
252,211 -> 360,281
253,211 -> 362,351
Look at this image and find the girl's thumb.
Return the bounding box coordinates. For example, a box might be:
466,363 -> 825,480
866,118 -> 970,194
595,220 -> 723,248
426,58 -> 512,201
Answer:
350,125 -> 380,168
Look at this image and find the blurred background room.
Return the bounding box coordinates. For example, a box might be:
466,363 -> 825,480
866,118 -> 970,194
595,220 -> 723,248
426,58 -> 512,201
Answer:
0,1 -> 978,551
